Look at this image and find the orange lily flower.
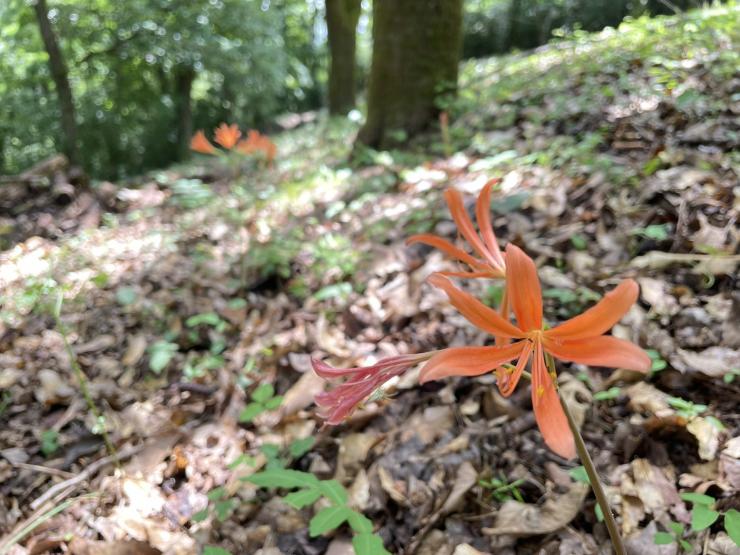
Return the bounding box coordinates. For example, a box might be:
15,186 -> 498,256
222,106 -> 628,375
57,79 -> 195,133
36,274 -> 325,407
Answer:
214,123 -> 242,149
420,244 -> 651,459
236,130 -> 277,164
407,180 -> 506,279
190,130 -> 216,154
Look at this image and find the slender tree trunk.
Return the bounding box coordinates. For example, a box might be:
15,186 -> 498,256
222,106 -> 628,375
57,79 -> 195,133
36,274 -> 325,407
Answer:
173,65 -> 195,160
326,0 -> 361,115
356,0 -> 463,149
33,0 -> 79,166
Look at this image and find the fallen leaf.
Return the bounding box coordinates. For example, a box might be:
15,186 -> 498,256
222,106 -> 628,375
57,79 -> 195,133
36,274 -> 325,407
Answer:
686,416 -> 721,461
483,482 -> 589,536
122,335 -> 147,367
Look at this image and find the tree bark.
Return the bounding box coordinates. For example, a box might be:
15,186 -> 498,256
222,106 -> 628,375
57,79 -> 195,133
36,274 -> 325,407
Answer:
173,65 -> 195,160
326,0 -> 361,115
356,0 -> 463,149
33,0 -> 79,166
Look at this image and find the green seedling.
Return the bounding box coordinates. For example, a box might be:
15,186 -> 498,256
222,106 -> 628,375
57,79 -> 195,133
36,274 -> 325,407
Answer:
247,468 -> 390,555
239,383 -> 283,423
479,475 -> 526,503
667,396 -> 707,419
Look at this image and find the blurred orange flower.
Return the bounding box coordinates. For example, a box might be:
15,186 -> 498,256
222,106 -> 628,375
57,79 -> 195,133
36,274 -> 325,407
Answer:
407,180 -> 505,279
190,130 -> 216,154
421,244 -> 650,459
236,130 -> 277,164
214,123 -> 242,149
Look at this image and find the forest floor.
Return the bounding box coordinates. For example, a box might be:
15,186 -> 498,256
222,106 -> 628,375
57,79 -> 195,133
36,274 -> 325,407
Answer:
1,7 -> 739,555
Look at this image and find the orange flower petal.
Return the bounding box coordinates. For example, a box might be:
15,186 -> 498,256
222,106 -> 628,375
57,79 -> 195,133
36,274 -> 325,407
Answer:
190,130 -> 215,154
445,188 -> 498,267
545,335 -> 651,372
546,280 -> 639,341
407,234 -> 486,270
531,342 -> 575,459
214,123 -> 242,149
475,179 -> 505,269
504,244 -> 543,331
427,273 -> 524,339
437,270 -> 500,279
498,339 -> 533,397
419,343 -> 525,383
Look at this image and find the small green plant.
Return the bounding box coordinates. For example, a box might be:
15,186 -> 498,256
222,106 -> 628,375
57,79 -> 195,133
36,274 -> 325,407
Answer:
203,547 -> 231,555
170,178 -> 215,208
680,493 -> 740,544
479,474 -> 525,503
630,224 -> 670,241
239,383 -> 283,423
247,468 -> 389,555
148,340 -> 178,374
569,466 -> 604,522
723,368 -> 739,384
593,387 -> 621,402
0,391 -> 11,418
186,312 -> 227,333
183,353 -> 224,381
646,349 -> 667,373
40,430 -> 59,457
654,521 -> 692,552
570,234 -> 588,251
192,455 -> 256,525
115,286 -> 138,306
667,396 -> 707,419
260,437 -> 316,470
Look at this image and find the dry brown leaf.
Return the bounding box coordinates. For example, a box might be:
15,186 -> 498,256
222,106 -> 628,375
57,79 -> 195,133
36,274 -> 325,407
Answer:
677,346 -> 740,378
686,416 -> 721,461
626,382 -> 672,416
438,461 -> 478,516
378,465 -> 407,504
452,544 -> 490,555
279,370 -> 326,417
121,335 -> 147,367
638,277 -> 680,316
483,482 -> 589,536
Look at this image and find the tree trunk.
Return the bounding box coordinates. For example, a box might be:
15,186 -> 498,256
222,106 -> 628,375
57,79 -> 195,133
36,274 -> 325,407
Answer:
356,0 -> 463,149
174,65 -> 195,160
33,0 -> 79,166
326,0 -> 361,115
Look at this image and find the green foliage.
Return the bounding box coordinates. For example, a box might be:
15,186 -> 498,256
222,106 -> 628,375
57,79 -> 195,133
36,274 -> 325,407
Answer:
479,475 -> 525,503
247,468 -> 390,555
186,312 -> 227,332
630,224 -> 670,242
667,396 -> 707,419
0,0 -> 324,177
239,383 -> 283,423
653,521 -> 691,552
462,0 -> 706,58
203,547 -> 232,555
115,286 -> 138,306
148,340 -> 178,374
726,509 -> 740,547
593,387 -> 621,402
646,349 -> 667,373
170,179 -> 215,209
664,493 -> 740,548
40,429 -> 59,457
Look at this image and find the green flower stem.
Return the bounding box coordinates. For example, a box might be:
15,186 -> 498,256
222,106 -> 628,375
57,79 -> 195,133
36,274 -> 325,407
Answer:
558,380 -> 626,555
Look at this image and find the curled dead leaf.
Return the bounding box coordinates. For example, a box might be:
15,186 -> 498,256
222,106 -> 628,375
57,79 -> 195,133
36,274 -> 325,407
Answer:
483,482 -> 589,536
